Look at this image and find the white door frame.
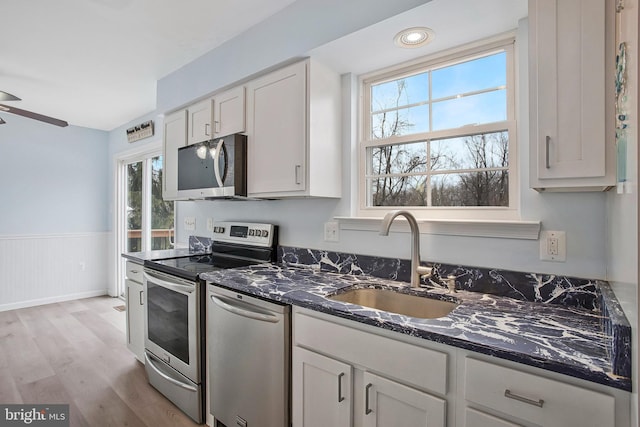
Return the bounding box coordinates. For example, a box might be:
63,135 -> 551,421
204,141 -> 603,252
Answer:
113,140 -> 165,297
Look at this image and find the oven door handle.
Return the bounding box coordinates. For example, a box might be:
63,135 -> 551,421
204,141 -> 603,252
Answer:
145,352 -> 198,392
210,294 -> 280,323
144,272 -> 194,294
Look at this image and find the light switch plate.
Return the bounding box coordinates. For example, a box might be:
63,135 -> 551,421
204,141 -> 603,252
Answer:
540,230 -> 566,262
184,217 -> 196,231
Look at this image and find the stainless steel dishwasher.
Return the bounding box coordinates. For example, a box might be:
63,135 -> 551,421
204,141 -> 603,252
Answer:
208,284 -> 290,427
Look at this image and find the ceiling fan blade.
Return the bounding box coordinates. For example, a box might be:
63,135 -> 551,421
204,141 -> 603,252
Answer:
0,91 -> 21,102
0,104 -> 68,127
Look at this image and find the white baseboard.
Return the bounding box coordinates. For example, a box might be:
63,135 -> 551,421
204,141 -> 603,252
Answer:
0,289 -> 110,312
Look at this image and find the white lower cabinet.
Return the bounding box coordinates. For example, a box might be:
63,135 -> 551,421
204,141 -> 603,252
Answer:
292,307 -> 630,427
463,358 -> 616,427
293,346 -> 352,427
125,261 -> 144,363
362,371 -> 446,427
292,308 -> 449,427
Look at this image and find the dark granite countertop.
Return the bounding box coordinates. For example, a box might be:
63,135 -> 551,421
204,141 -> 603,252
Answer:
122,248 -> 205,264
201,264 -> 632,392
122,236 -> 213,264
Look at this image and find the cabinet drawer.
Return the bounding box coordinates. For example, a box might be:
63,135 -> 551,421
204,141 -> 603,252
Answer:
465,358 -> 615,427
464,408 -> 520,427
125,261 -> 143,283
294,312 -> 447,395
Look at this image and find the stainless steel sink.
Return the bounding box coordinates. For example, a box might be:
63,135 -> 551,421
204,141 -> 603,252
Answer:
329,288 -> 457,319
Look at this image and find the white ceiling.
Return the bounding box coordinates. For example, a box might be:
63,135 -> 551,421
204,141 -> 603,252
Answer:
2,0 -> 527,132
309,0 -> 528,76
2,0 -> 297,131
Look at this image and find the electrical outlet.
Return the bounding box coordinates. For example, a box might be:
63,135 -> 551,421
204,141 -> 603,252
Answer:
184,217 -> 196,231
540,230 -> 566,262
324,221 -> 339,242
207,218 -> 214,231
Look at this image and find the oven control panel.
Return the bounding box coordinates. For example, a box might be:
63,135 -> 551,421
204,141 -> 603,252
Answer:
212,221 -> 275,247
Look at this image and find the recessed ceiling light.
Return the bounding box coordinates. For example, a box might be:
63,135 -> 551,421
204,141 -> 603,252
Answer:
394,27 -> 435,49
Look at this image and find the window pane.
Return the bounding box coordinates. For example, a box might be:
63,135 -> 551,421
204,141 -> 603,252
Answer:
369,142 -> 428,175
431,131 -> 509,171
432,90 -> 506,131
431,52 -> 506,100
369,176 -> 427,206
151,155 -> 174,250
431,171 -> 509,207
371,105 -> 429,139
371,72 -> 429,112
126,161 -> 143,252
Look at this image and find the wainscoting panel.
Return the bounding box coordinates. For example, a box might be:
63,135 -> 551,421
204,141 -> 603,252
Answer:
0,233 -> 109,311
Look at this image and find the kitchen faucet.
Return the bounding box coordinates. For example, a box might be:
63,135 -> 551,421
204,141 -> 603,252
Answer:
380,210 -> 432,288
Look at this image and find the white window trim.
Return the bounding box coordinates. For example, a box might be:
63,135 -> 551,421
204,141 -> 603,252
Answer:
335,216 -> 540,240
357,36 -> 521,223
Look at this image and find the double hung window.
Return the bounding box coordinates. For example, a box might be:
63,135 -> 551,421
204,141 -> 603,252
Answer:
360,40 -> 517,220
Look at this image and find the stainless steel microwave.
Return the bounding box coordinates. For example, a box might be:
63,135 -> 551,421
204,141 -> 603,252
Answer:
177,133 -> 247,199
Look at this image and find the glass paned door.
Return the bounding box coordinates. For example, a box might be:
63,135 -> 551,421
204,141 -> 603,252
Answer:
127,161 -> 143,252
116,147 -> 174,298
151,155 -> 174,250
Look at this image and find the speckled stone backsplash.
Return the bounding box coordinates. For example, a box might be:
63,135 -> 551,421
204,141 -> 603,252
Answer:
278,246 -> 601,311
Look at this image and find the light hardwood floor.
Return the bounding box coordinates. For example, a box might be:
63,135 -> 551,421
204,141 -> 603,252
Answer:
0,296 -> 201,427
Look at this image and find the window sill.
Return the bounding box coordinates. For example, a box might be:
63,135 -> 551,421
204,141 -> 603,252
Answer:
334,216 -> 541,240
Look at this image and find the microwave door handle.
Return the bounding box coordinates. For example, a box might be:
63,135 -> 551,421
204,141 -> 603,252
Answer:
212,138 -> 225,186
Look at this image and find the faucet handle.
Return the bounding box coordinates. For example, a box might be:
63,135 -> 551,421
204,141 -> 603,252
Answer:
416,266 -> 433,278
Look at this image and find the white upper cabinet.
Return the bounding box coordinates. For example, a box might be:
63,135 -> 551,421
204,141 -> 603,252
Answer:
187,98 -> 214,145
246,59 -> 342,198
162,109 -> 188,200
529,0 -> 615,191
213,86 -> 245,137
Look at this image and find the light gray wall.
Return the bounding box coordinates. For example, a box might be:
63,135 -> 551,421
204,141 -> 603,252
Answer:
0,114 -> 109,234
109,0 -> 609,282
169,17 -> 610,280
0,113 -> 110,310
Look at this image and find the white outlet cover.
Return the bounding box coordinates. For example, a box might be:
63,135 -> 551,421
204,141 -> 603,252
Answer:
539,230 -> 566,262
324,221 -> 339,242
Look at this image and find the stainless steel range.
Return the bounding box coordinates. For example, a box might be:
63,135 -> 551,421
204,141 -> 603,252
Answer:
142,222 -> 277,424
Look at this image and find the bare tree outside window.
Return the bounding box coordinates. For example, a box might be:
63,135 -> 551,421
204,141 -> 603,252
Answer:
366,48 -> 511,209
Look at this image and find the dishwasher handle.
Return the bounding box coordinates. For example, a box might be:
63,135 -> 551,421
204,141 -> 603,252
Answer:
210,294 -> 281,323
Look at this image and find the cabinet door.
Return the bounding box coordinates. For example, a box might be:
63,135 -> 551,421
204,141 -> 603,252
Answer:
214,86 -> 245,137
247,61 -> 306,196
292,347 -> 351,427
529,0 -> 609,184
162,109 -> 187,200
464,408 -> 521,427
187,98 -> 213,144
362,372 -> 446,427
125,279 -> 144,363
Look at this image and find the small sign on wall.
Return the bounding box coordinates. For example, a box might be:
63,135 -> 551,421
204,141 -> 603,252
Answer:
126,120 -> 154,143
